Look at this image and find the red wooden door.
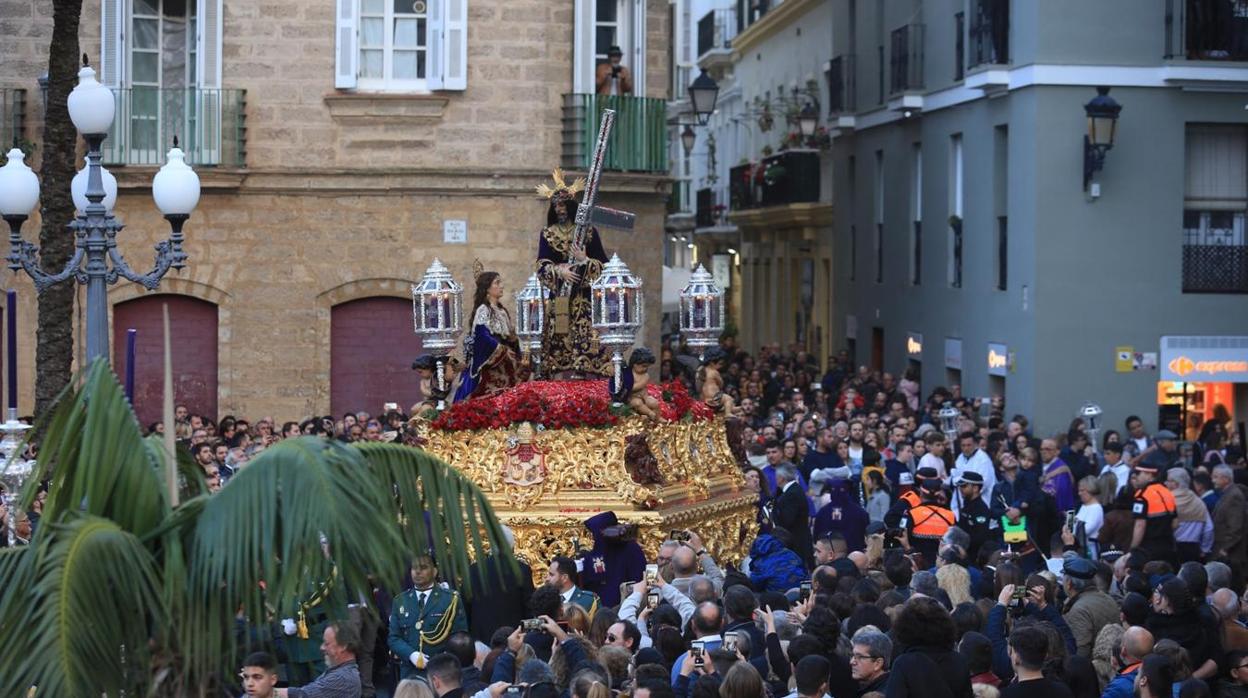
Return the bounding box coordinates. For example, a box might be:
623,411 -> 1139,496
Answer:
330,296 -> 425,417
113,294 -> 219,428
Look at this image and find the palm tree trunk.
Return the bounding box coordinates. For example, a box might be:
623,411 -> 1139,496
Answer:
34,0 -> 84,416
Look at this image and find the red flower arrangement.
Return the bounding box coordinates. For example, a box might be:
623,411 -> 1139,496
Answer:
431,380 -> 712,432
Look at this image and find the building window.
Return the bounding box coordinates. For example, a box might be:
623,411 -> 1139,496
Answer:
573,0 -> 645,94
335,0 -> 467,91
1183,124 -> 1248,293
358,0 -> 429,89
911,143 -> 922,285
874,149 -> 884,284
996,216 -> 1008,291
949,133 -> 964,288
954,12 -> 964,81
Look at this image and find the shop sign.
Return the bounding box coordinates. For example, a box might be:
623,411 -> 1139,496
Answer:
906,332 -> 923,358
945,338 -> 962,370
987,342 -> 1009,377
1161,336 -> 1248,382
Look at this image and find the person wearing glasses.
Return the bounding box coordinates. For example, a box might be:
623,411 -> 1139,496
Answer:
850,628 -> 892,696
1218,650 -> 1248,698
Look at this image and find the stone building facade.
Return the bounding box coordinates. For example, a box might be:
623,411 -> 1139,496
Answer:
2,0 -> 673,423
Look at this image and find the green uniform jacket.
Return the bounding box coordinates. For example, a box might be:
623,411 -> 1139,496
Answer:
568,587 -> 600,619
388,586 -> 467,678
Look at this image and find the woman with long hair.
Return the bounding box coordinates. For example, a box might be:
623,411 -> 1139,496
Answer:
453,269 -> 524,401
886,596 -> 974,698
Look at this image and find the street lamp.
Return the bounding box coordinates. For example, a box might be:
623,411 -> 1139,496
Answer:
1078,401 -> 1104,454
590,253 -> 643,393
798,102 -> 819,138
1083,86 -> 1122,191
514,273 -> 548,379
0,56 -> 200,364
680,125 -> 696,157
688,70 -> 720,126
410,258 -> 463,410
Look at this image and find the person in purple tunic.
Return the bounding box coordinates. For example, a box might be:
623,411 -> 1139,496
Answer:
1039,438 -> 1076,512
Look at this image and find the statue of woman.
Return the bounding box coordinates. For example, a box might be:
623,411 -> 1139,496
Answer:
535,169 -> 611,377
453,270 -> 523,401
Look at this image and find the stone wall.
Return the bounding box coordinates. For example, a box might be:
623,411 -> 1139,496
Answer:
0,0 -> 671,419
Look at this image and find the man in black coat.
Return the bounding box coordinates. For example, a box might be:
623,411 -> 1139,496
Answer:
772,463 -> 813,570
465,527 -> 534,643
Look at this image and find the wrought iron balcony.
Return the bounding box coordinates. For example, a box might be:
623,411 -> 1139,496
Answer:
100,87 -> 246,167
1167,0 -> 1248,60
1183,244 -> 1248,293
968,0 -> 1010,68
562,93 -> 668,174
0,88 -> 27,162
697,8 -> 737,63
827,55 -> 856,116
889,24 -> 925,95
729,150 -> 822,211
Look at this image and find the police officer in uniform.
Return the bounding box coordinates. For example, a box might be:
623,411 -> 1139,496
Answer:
908,477 -> 956,564
954,471 -> 995,561
885,465 -> 938,530
1129,451 -> 1178,567
388,554 -> 468,680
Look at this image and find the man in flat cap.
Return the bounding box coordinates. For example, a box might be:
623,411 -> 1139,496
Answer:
1060,556 -> 1119,658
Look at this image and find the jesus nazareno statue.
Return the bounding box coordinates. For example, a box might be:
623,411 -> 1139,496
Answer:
534,169 -> 611,377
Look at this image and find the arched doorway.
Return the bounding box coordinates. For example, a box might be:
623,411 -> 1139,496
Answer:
113,294 -> 219,429
330,296 -> 425,417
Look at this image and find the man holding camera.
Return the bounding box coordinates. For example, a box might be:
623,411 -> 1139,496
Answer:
595,45 -> 634,96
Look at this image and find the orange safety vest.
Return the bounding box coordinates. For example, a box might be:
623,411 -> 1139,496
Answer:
1134,482 -> 1177,518
911,504 -> 956,538
899,490 -> 922,510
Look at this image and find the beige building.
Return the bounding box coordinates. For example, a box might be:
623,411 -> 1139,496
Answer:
2,0 -> 674,423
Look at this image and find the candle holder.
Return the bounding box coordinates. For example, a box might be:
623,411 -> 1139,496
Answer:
590,254 -> 644,394
0,408 -> 33,547
515,274 -> 548,380
411,258 -> 463,410
1078,401 -> 1103,455
937,401 -> 960,445
678,264 -> 724,358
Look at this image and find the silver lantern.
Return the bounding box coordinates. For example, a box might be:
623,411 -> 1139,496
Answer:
515,273 -> 548,379
679,263 -> 724,356
590,253 -> 644,390
411,258 -> 463,409
938,401 -> 960,444
0,413 -> 32,547
1078,401 -> 1104,454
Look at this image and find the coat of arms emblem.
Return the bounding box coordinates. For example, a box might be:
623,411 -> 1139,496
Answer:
504,421 -> 547,487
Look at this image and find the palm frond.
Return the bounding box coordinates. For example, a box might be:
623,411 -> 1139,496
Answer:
0,516 -> 164,698
29,360 -> 169,537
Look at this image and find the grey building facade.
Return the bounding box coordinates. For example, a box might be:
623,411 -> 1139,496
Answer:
830,0 -> 1248,436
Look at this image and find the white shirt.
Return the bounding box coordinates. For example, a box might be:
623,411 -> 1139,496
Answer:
1101,460 -> 1131,495
951,448 -> 997,512
560,586 -> 576,603
1076,502 -> 1104,541
918,453 -> 948,480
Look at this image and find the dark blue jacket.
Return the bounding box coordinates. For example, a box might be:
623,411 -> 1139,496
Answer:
749,535 -> 807,593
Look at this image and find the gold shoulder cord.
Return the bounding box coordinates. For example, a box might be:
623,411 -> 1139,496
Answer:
296,567 -> 339,639
418,592 -> 461,652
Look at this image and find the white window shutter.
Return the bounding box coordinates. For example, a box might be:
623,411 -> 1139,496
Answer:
196,0 -> 222,89
631,0 -> 646,95
426,0 -> 444,90
99,0 -> 124,87
334,0 -> 359,89
572,0 -> 596,94
440,0 -> 467,90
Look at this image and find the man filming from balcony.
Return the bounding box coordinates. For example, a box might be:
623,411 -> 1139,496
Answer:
596,45 -> 634,96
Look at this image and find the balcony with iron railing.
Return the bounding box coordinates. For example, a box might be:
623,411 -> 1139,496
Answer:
100,87 -> 246,167
1183,243 -> 1248,293
968,0 -> 1009,68
889,24 -> 925,96
826,54 -> 856,129
739,0 -> 772,33
1,88 -> 27,162
698,8 -> 738,69
1166,0 -> 1248,61
562,94 -> 668,173
729,150 -> 822,211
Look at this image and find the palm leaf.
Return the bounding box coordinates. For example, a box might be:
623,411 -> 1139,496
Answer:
0,516 -> 164,698
28,360 -> 169,538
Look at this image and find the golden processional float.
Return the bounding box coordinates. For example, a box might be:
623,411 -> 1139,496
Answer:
410,250 -> 755,582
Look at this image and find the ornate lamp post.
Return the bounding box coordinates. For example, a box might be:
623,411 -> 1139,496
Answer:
0,57 -> 201,364
938,401 -> 960,444
410,258 -> 463,410
515,273 -> 548,379
591,253 -> 643,391
679,263 -> 723,358
1079,401 -> 1104,454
